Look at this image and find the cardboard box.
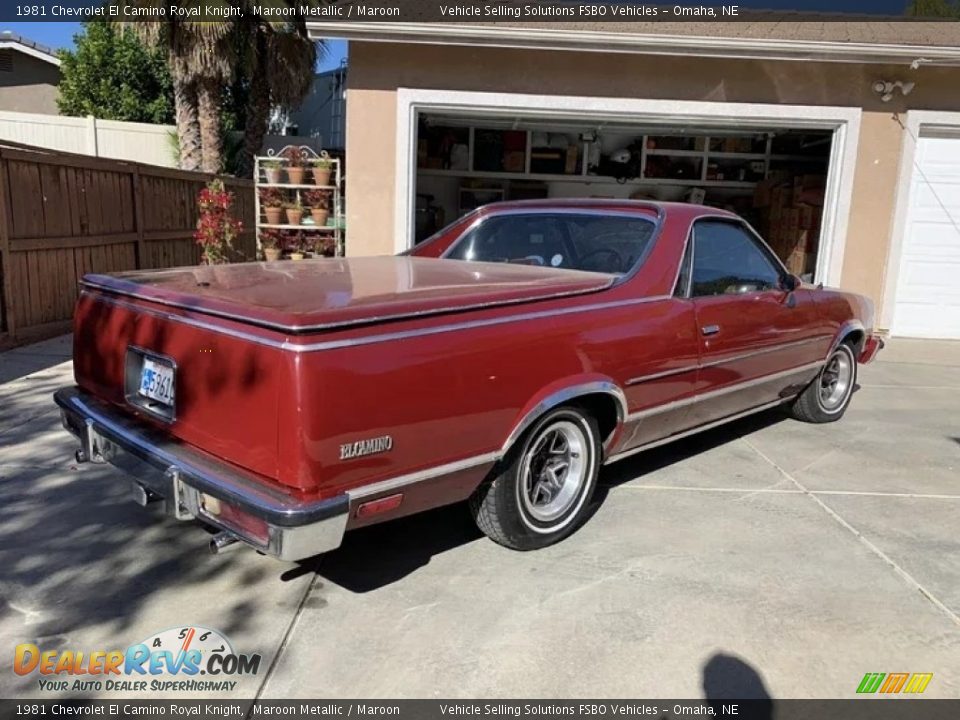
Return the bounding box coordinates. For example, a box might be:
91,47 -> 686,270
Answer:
564,145 -> 579,175
503,151 -> 525,173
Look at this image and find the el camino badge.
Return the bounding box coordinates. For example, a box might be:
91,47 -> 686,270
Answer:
340,435 -> 393,461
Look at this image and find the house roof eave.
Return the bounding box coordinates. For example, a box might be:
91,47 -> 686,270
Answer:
306,22 -> 960,67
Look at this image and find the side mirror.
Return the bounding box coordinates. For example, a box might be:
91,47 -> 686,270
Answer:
782,274 -> 801,292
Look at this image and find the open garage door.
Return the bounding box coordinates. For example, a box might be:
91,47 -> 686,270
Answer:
412,111 -> 835,283
891,129 -> 960,339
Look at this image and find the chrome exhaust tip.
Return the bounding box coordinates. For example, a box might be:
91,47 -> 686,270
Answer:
209,531 -> 242,555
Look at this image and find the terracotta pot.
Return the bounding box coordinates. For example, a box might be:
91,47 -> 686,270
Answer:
286,167 -> 306,185
289,251 -> 305,261
264,207 -> 283,225
263,247 -> 282,262
310,208 -> 330,226
285,208 -> 303,226
264,168 -> 282,184
312,168 -> 331,186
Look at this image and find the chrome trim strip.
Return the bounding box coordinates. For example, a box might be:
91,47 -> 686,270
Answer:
605,397 -> 790,465
86,292 -> 290,350
86,290 -> 675,355
625,335 -> 831,386
347,451 -> 500,500
626,365 -> 698,386
287,295 -> 673,353
501,381 -> 629,454
81,275 -> 616,334
624,360 -> 824,422
698,335 -> 832,370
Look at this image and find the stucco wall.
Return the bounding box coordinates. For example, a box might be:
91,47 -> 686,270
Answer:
0,53 -> 60,115
345,41 -> 960,309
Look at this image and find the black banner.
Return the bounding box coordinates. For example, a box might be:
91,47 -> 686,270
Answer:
4,700 -> 960,720
2,1 -> 959,24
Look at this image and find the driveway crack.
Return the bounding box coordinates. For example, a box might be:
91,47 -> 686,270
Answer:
741,437 -> 960,629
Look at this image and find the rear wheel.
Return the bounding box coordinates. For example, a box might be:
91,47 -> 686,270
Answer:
470,406 -> 600,550
789,341 -> 857,423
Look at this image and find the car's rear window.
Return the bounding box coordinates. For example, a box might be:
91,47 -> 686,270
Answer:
443,212 -> 657,275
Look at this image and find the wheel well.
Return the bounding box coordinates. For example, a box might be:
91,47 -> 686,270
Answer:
570,393 -> 621,447
840,329 -> 864,355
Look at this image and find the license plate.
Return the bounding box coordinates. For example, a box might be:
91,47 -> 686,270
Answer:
138,358 -> 175,407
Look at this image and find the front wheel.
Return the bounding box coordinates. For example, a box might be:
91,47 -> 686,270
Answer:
789,341 -> 858,423
470,406 -> 601,550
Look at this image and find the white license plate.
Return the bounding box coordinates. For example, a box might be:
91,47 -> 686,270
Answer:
138,358 -> 175,407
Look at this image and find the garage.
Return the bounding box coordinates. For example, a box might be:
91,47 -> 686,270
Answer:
889,126 -> 960,339
413,112 -> 833,280
395,90 -> 860,288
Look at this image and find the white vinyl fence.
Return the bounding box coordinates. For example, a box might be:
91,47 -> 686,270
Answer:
0,110 -> 322,168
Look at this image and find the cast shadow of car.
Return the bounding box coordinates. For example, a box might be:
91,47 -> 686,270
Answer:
297,407 -> 789,593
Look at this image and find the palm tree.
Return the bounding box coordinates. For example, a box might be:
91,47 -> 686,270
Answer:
123,17 -> 233,172
124,4 -> 319,174
231,10 -> 320,177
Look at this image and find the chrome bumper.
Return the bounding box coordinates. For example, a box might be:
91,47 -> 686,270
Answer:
54,387 -> 349,561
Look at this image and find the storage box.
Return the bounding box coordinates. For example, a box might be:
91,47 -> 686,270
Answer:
503,151 -> 525,173
531,148 -> 565,174
564,146 -> 579,175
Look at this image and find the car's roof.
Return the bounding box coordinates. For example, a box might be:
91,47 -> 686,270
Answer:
478,198 -> 738,221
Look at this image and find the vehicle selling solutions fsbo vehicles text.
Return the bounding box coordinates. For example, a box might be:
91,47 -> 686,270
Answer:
439,5 -> 739,18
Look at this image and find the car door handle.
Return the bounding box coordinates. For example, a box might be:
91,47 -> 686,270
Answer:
701,324 -> 720,336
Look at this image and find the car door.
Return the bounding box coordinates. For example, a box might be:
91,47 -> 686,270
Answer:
683,218 -> 828,427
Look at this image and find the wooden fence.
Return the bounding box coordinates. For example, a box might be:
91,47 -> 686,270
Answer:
0,141 -> 255,348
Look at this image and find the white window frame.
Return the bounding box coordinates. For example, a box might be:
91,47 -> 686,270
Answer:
395,88 -> 861,287
880,110 -> 960,333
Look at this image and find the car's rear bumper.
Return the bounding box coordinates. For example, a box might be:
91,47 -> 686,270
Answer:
859,334 -> 885,364
54,386 -> 349,561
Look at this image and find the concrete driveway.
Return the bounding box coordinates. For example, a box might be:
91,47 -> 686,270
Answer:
1,336 -> 958,700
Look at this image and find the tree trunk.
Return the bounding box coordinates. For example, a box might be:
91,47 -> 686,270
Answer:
172,73 -> 201,171
197,77 -> 223,174
238,35 -> 270,179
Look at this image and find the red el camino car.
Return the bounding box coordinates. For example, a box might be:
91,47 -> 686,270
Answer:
55,200 -> 883,560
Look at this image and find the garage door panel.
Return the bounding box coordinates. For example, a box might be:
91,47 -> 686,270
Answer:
892,133 -> 960,339
910,182 -> 960,213
902,223 -> 960,256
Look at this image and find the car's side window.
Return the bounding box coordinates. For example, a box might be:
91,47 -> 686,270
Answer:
690,221 -> 784,297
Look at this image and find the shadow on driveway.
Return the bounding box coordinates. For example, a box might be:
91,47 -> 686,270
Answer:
303,408 -> 788,593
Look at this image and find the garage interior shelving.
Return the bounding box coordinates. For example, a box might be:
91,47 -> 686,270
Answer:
415,114 -> 832,279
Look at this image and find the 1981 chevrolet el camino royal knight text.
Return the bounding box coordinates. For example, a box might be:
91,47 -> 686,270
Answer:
55,200 -> 883,560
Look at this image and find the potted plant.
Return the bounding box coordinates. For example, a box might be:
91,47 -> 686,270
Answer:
304,189 -> 331,226
262,159 -> 283,185
284,199 -> 304,226
259,229 -> 283,261
259,187 -> 284,225
312,157 -> 333,186
283,147 -> 307,185
286,231 -> 306,260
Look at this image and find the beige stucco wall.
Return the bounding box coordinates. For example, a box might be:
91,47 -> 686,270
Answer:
0,53 -> 60,115
345,41 -> 960,311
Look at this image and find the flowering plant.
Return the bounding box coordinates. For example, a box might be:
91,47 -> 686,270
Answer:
303,189 -> 331,209
282,146 -> 306,169
258,187 -> 283,208
259,228 -> 282,250
194,179 -> 242,265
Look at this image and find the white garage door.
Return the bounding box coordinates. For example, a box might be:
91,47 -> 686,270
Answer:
892,131 -> 960,339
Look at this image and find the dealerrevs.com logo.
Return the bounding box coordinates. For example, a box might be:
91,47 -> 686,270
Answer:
14,626 -> 262,693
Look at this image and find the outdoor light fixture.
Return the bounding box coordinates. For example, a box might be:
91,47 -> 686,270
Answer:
872,80 -> 916,103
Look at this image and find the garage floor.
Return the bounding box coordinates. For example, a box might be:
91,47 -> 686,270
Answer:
1,336 -> 958,699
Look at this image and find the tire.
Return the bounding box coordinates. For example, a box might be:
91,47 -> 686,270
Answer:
789,341 -> 858,423
470,406 -> 601,550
